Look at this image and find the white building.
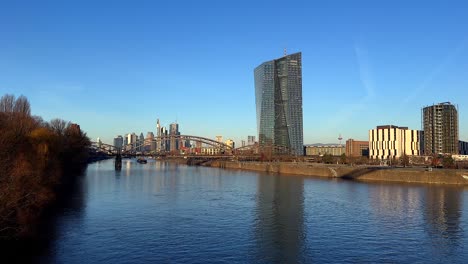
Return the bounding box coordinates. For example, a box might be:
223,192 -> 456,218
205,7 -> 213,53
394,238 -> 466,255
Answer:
201,147 -> 221,155
369,125 -> 423,160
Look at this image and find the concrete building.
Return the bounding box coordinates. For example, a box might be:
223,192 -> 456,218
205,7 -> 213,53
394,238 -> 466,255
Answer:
345,139 -> 369,157
304,144 -> 345,156
254,52 -> 303,155
369,125 -> 423,160
422,102 -> 458,155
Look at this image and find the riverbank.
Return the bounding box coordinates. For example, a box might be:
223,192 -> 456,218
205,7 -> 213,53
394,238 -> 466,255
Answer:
207,161 -> 468,185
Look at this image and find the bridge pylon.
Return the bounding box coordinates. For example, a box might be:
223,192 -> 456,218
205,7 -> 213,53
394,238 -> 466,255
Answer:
115,148 -> 122,170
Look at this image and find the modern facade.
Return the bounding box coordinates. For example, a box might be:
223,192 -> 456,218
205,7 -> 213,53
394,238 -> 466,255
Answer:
345,139 -> 369,157
459,140 -> 468,155
369,125 -> 423,160
254,52 -> 303,155
304,144 -> 345,156
422,102 -> 458,155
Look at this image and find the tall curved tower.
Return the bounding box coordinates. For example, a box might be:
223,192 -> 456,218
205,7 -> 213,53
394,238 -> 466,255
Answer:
254,52 -> 303,155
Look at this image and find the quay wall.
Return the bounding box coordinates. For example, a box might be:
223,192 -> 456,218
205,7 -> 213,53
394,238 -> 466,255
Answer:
209,161 -> 468,185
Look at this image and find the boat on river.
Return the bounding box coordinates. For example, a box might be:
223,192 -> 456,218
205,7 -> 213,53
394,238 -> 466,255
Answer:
137,158 -> 147,164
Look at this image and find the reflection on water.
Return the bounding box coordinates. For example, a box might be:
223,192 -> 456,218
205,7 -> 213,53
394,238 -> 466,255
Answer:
423,186 -> 464,255
254,175 -> 305,263
15,159 -> 468,263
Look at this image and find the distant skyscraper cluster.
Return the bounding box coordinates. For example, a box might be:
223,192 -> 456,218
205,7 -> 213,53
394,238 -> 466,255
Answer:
254,52 -> 304,155
110,119 -> 238,155
112,119 -> 185,153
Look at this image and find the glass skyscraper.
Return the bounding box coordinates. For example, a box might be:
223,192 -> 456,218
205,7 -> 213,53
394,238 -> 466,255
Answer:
254,52 -> 303,155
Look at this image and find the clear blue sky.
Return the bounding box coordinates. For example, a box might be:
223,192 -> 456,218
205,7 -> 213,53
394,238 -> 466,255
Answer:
1,0 -> 467,144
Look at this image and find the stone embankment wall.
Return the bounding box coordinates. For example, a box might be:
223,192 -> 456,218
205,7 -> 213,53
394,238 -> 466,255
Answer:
210,161 -> 468,185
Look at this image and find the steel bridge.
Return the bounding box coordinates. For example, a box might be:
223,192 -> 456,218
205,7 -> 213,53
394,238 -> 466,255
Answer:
91,134 -> 237,155
90,136 -> 293,157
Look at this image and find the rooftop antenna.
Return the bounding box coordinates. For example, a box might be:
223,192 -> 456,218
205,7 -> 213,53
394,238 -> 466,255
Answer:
284,47 -> 287,56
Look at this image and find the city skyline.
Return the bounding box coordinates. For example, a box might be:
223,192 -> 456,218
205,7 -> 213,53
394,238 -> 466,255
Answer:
1,1 -> 468,145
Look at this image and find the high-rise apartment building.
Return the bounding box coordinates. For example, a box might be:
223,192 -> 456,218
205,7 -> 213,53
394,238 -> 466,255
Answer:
254,52 -> 303,155
247,136 -> 256,145
369,125 -> 423,160
422,102 -> 458,155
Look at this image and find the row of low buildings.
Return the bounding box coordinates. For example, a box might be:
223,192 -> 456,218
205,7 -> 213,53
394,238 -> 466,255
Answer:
305,102 -> 467,160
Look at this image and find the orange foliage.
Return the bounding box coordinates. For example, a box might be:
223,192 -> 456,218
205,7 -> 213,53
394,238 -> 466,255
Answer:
0,94 -> 90,239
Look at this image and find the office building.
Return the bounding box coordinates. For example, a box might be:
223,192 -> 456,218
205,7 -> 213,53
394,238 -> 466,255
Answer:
345,139 -> 369,157
422,102 -> 458,155
369,125 -> 423,160
146,132 -> 155,151
254,52 -> 303,155
156,119 -> 161,151
304,144 -> 345,156
247,136 -> 256,145
123,134 -> 128,148
459,140 -> 468,155
113,135 -> 124,149
169,123 -> 180,152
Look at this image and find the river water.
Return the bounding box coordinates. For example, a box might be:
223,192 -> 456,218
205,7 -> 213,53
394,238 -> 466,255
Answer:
31,159 -> 468,263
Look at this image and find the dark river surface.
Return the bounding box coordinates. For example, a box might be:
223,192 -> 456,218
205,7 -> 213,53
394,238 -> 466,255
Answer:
30,159 -> 468,263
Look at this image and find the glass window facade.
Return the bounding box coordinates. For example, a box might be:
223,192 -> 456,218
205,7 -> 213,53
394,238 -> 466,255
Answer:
254,52 -> 303,155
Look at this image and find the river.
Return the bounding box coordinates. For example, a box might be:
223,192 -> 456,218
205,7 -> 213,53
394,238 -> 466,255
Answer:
28,159 -> 468,263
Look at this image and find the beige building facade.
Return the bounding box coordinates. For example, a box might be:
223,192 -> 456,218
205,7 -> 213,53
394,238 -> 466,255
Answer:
305,144 -> 345,156
369,125 -> 423,160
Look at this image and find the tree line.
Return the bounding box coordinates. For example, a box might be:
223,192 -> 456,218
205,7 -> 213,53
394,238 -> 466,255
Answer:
0,94 -> 90,239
